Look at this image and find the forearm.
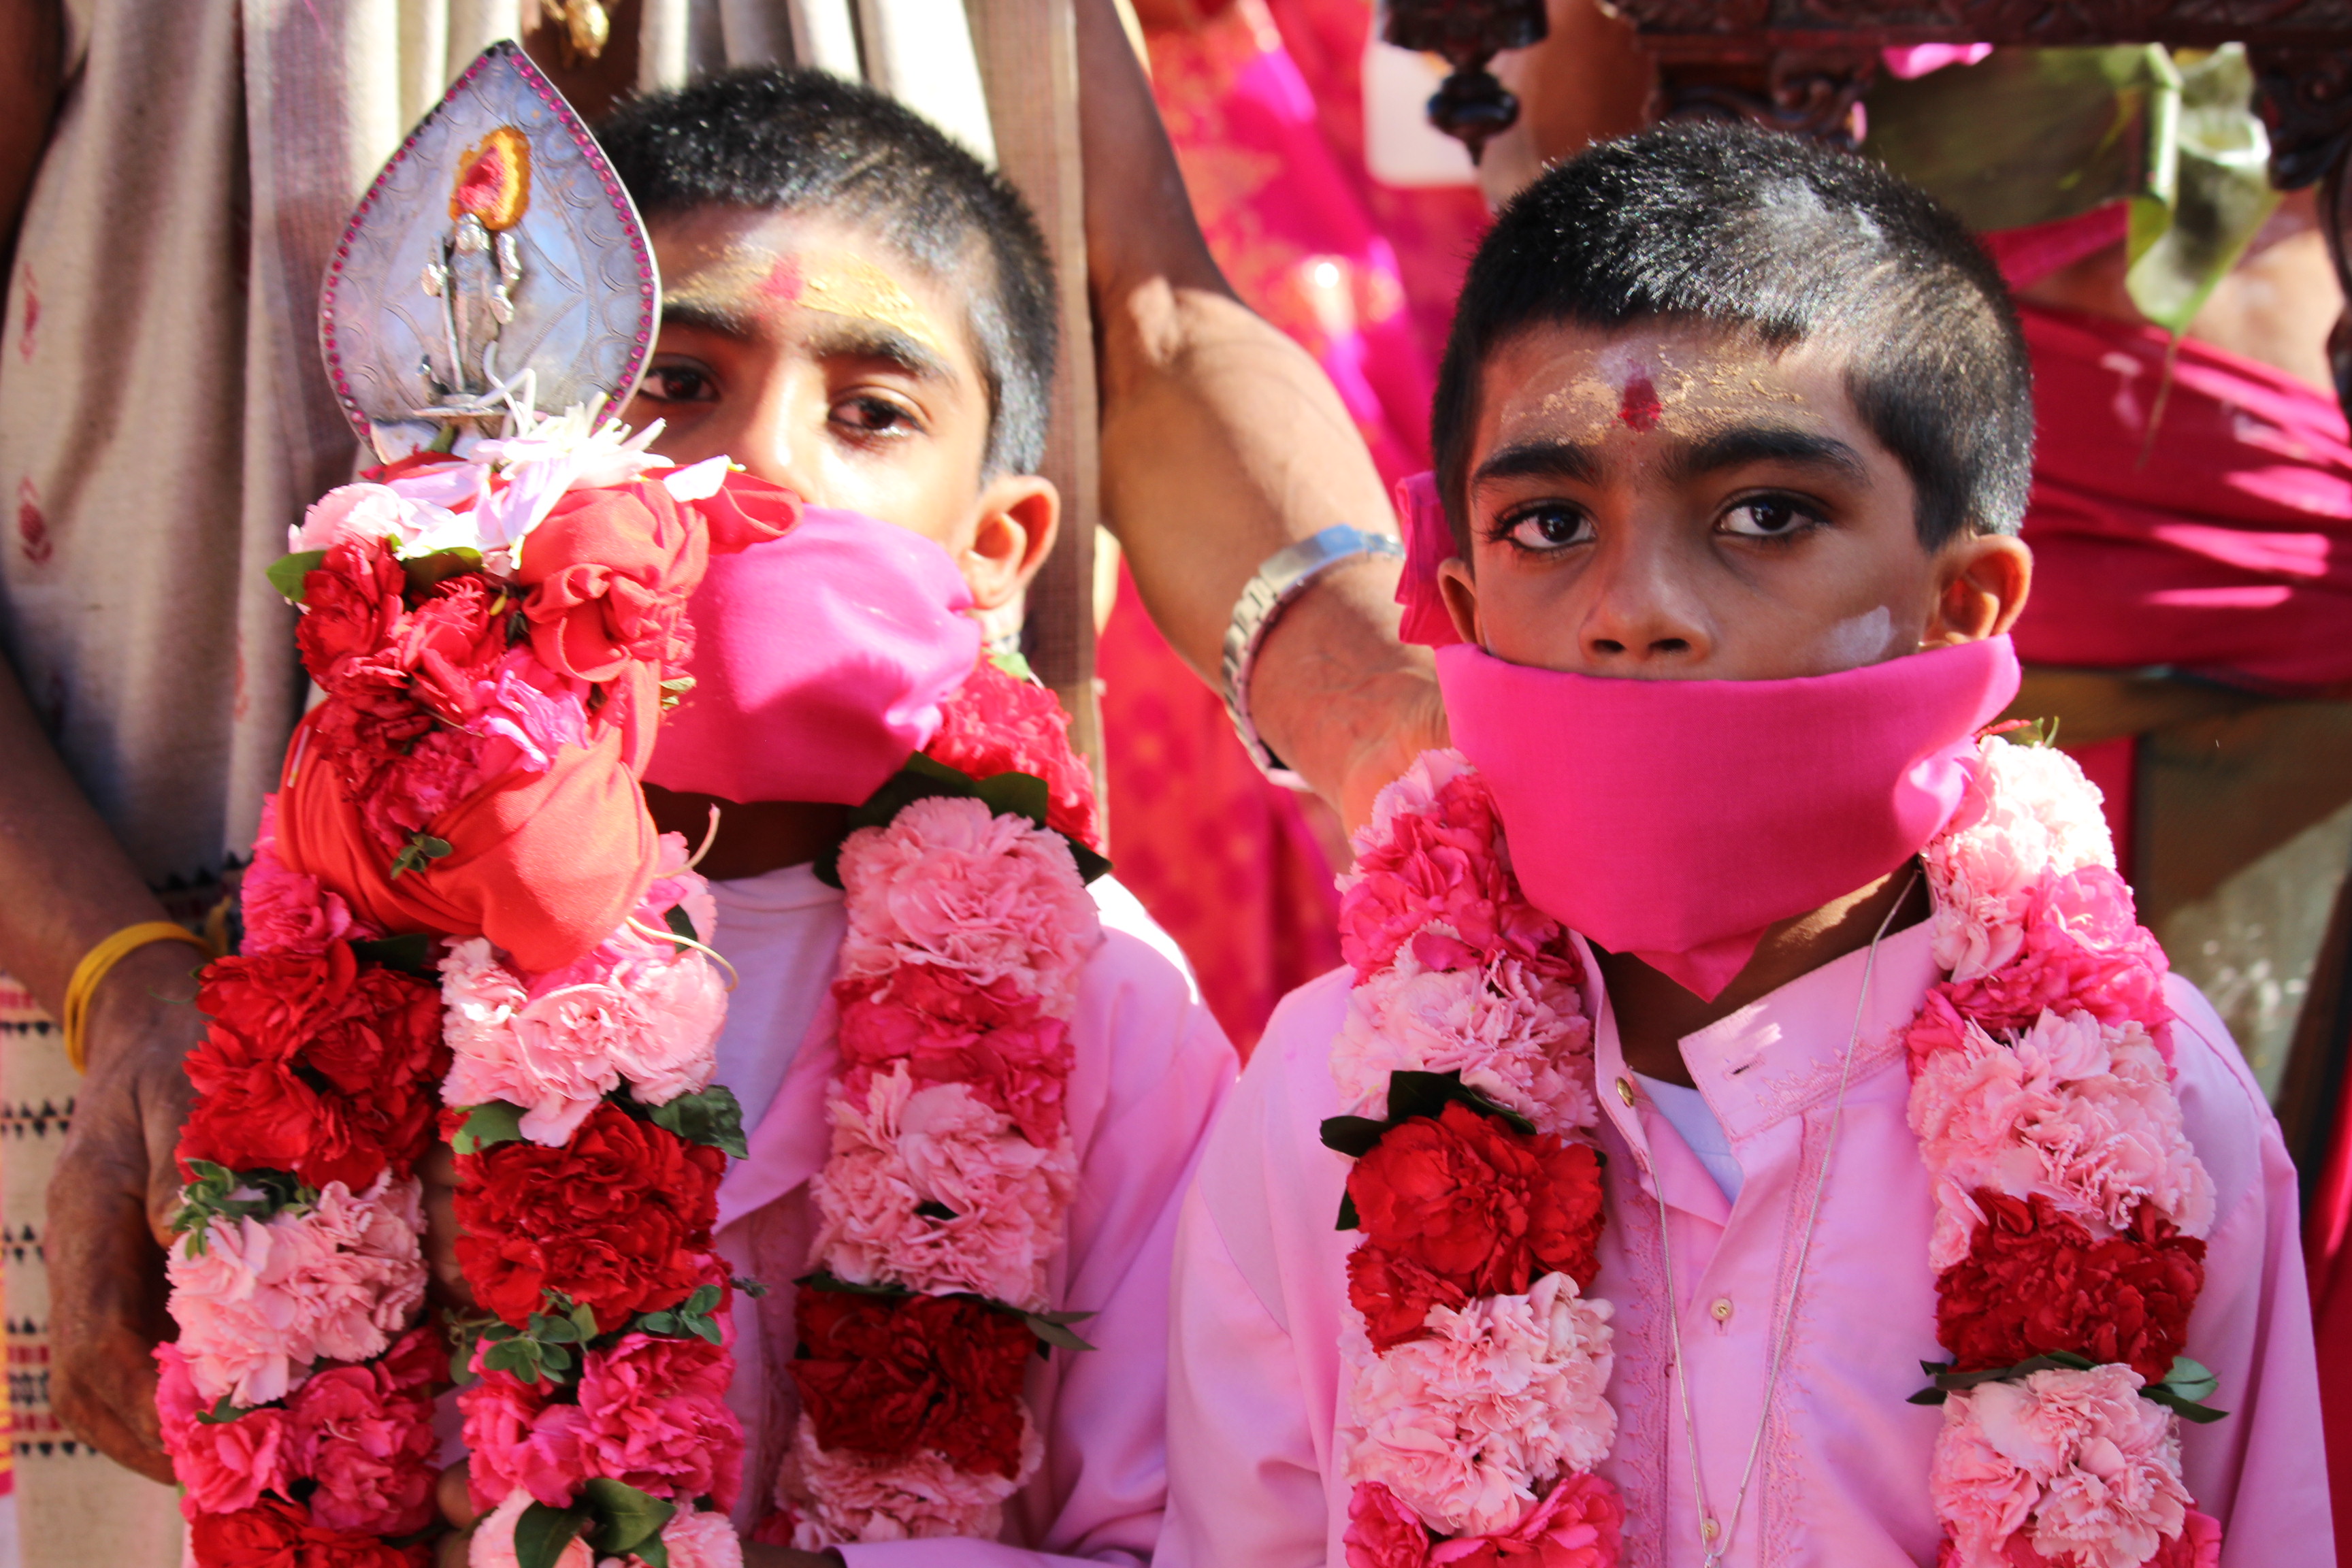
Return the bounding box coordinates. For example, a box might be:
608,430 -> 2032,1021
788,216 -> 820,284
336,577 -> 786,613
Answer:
0,653 -> 186,1023
1076,0 -> 1434,808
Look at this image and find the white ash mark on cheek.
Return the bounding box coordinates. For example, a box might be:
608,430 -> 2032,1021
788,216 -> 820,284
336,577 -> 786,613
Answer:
1816,605 -> 1895,671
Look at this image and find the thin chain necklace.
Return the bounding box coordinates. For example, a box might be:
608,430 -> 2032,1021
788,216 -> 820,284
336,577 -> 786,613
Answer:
1647,870 -> 1918,1568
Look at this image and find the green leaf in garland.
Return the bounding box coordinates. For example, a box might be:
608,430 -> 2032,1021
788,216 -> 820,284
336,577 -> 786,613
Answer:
1318,1115 -> 1389,1159
2148,1356 -> 2229,1423
451,1102 -> 525,1156
644,1085 -> 748,1159
973,770 -> 1051,830
349,932 -> 434,975
582,1477 -> 676,1561
399,546 -> 485,597
1022,1309 -> 1099,1354
658,674 -> 696,711
514,1502 -> 589,1568
170,1163 -> 312,1250
388,832 -> 453,879
989,649 -> 1036,683
796,1271 -> 913,1299
1336,1188 -> 1360,1232
663,903 -> 699,949
265,549 -> 327,604
1067,838 -> 1113,885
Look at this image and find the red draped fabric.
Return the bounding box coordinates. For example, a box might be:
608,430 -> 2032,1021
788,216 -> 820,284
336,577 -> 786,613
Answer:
1098,0 -> 1486,1051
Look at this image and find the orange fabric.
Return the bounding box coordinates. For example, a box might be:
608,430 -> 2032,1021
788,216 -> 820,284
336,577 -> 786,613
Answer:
274,708 -> 657,975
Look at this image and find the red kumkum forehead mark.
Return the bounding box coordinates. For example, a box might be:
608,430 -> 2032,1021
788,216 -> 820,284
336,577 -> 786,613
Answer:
756,254 -> 804,305
1618,370 -> 1663,432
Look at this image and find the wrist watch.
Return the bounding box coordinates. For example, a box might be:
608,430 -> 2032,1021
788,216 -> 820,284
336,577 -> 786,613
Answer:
1220,525 -> 1406,781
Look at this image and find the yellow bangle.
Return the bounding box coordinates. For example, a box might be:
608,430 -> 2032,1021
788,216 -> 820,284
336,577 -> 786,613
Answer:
61,922 -> 217,1075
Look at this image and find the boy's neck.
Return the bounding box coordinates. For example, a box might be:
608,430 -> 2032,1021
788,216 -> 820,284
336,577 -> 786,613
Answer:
643,785 -> 850,882
1598,864 -> 1929,1088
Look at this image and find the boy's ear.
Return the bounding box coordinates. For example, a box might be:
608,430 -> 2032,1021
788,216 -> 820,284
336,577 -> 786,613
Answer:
1437,556 -> 1481,646
1923,532 -> 2033,648
964,474 -> 1062,612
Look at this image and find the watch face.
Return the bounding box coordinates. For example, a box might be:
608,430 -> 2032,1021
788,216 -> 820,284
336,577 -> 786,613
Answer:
321,40 -> 659,457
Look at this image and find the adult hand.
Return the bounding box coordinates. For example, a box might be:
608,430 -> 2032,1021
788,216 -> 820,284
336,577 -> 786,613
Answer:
45,940 -> 206,1484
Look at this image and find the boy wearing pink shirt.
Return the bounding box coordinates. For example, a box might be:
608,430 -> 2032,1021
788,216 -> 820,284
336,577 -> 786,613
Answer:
1160,125 -> 2330,1568
436,71 -> 1232,1567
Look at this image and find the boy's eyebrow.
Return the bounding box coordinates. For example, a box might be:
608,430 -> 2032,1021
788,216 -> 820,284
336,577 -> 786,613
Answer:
1472,439 -> 1605,489
660,299 -> 755,338
801,318 -> 958,387
1663,425 -> 1872,485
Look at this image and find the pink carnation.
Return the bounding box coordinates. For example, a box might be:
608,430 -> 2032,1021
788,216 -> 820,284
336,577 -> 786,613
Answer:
464,1334 -> 742,1517
285,1326 -> 440,1533
439,936 -> 722,1143
1431,1471 -> 1624,1567
1341,762 -> 1567,985
836,964 -> 1075,1147
642,1509 -> 745,1568
1345,1273 -> 1616,1538
1909,1009 -> 2214,1270
810,1066 -> 1075,1310
359,723 -> 488,852
837,796 -> 1100,1013
1929,741 -> 2115,983
460,1362 -> 573,1515
292,482 -> 459,555
457,649 -> 593,770
1335,950 -> 1595,1137
1931,1365 -> 2190,1568
640,837 -> 719,955
470,1487 -> 594,1568
241,805 -> 370,956
779,1412 -> 1036,1550
156,1342 -> 292,1516
1939,869 -> 2170,1037
167,1174 -> 427,1405
1347,1482 -> 1435,1568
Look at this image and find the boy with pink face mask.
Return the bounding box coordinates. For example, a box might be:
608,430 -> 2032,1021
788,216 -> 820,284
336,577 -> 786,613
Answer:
435,71 -> 1234,1568
1160,125 -> 2329,1568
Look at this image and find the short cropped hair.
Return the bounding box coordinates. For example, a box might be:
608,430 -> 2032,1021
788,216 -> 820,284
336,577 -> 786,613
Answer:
1432,122 -> 2034,551
600,69 -> 1058,476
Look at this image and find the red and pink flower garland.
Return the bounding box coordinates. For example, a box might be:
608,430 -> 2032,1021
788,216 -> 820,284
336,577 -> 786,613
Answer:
1325,735 -> 2225,1568
774,660 -> 1109,1549
162,412 -> 794,1568
1912,736 -> 2221,1568
1324,751 -> 1624,1568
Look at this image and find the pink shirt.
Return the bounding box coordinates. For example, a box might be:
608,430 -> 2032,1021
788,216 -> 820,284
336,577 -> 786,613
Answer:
1162,921 -> 2332,1568
712,875 -> 1235,1567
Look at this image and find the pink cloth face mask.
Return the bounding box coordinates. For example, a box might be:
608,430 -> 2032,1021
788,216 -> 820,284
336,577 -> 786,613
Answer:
1436,635 -> 2022,1000
644,506 -> 982,806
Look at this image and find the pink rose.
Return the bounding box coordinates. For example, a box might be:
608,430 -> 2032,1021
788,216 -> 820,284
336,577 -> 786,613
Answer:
156,1342 -> 293,1516
811,1067 -> 1076,1310
836,796 -> 1100,1014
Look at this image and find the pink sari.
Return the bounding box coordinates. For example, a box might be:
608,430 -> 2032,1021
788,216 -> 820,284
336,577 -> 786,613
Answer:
1098,0 -> 1486,1049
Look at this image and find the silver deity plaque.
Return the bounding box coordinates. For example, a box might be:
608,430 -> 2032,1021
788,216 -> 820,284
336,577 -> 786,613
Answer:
320,41 -> 658,457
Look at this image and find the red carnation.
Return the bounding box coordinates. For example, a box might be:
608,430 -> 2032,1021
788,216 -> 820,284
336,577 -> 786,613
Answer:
178,947 -> 446,1189
1936,1190 -> 2206,1384
397,572 -> 508,725
926,657 -> 1102,851
1345,1101 -> 1604,1347
454,1104 -> 723,1333
1347,1243 -> 1471,1353
187,1494 -> 428,1568
789,1287 -> 1034,1478
297,537 -> 410,690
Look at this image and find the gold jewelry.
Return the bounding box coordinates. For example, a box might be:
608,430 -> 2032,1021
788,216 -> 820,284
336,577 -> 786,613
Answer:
61,921 -> 216,1075
1650,869 -> 1918,1567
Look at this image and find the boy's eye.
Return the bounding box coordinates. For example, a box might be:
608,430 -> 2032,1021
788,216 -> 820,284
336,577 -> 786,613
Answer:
831,395 -> 921,438
1497,505 -> 1593,552
1719,493 -> 1821,539
640,363 -> 718,404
